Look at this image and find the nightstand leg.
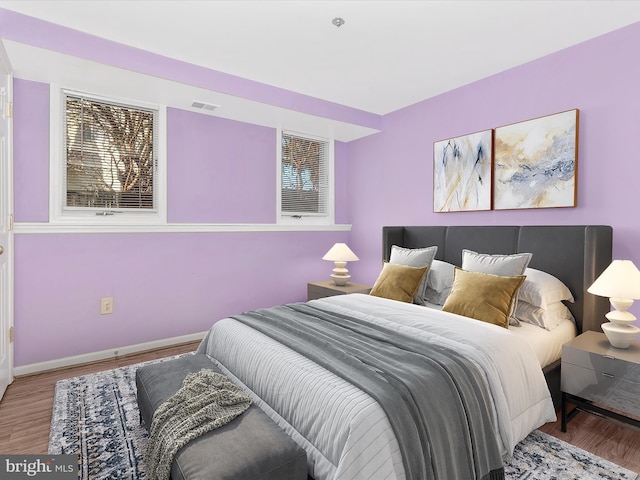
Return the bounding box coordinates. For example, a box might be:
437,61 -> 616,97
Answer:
561,392 -> 568,432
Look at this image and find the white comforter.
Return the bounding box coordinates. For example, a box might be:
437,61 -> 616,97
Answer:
197,294 -> 556,480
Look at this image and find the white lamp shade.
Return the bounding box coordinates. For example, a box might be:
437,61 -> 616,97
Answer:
322,243 -> 359,262
587,260 -> 640,299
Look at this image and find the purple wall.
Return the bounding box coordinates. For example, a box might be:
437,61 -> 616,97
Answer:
167,108 -> 276,223
14,231 -> 346,365
12,79 -> 350,367
347,23 -> 640,318
13,79 -> 49,222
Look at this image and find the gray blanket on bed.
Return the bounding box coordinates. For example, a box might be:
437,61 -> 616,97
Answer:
232,302 -> 504,480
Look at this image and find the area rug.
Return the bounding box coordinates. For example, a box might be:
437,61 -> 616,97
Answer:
49,355 -> 639,480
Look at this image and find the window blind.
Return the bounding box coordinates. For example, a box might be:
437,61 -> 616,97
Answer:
64,93 -> 157,212
281,132 -> 328,215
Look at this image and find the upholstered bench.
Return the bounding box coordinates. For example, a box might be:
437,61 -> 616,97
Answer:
136,354 -> 308,480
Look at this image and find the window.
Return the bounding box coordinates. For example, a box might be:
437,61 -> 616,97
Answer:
278,130 -> 333,224
50,88 -> 166,224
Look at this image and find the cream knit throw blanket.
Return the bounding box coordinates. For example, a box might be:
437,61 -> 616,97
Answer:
145,369 -> 252,480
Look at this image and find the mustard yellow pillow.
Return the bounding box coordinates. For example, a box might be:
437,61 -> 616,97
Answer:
441,268 -> 525,328
369,263 -> 429,303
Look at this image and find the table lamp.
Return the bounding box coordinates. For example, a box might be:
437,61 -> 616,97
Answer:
587,260 -> 640,348
322,243 -> 359,286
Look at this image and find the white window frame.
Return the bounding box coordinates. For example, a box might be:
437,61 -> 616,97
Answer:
49,85 -> 167,225
276,129 -> 335,226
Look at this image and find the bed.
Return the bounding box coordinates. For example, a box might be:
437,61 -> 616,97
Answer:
382,225 -> 612,408
197,225 -> 612,480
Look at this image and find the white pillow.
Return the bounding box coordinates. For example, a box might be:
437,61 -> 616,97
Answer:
389,245 -> 438,304
424,260 -> 455,305
515,300 -> 575,330
462,250 -> 533,276
519,268 -> 574,310
427,260 -> 456,292
423,286 -> 451,306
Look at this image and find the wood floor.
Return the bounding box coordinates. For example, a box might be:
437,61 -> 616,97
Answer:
539,403 -> 640,473
0,341 -> 200,454
1,342 -> 639,474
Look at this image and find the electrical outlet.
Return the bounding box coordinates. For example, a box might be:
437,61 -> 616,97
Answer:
100,297 -> 114,315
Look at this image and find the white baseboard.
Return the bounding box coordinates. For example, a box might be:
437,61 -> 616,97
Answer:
13,331 -> 207,377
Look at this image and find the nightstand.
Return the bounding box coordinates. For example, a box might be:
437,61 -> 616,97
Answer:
561,330 -> 640,431
307,280 -> 371,301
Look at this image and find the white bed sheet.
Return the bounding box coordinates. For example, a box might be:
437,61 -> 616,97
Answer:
198,294 -> 556,480
422,301 -> 577,369
510,318 -> 576,368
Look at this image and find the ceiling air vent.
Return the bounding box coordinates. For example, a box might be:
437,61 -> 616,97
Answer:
191,101 -> 219,111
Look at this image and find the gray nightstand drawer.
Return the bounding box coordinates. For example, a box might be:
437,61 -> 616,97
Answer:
562,331 -> 640,383
563,347 -> 640,382
561,362 -> 640,417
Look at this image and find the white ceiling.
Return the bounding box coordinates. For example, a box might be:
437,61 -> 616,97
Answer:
1,0 -> 640,115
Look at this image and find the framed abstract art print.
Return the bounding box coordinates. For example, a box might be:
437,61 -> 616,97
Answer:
493,109 -> 578,210
433,129 -> 493,212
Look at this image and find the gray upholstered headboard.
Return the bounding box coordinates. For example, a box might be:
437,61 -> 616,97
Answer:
382,225 -> 612,334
